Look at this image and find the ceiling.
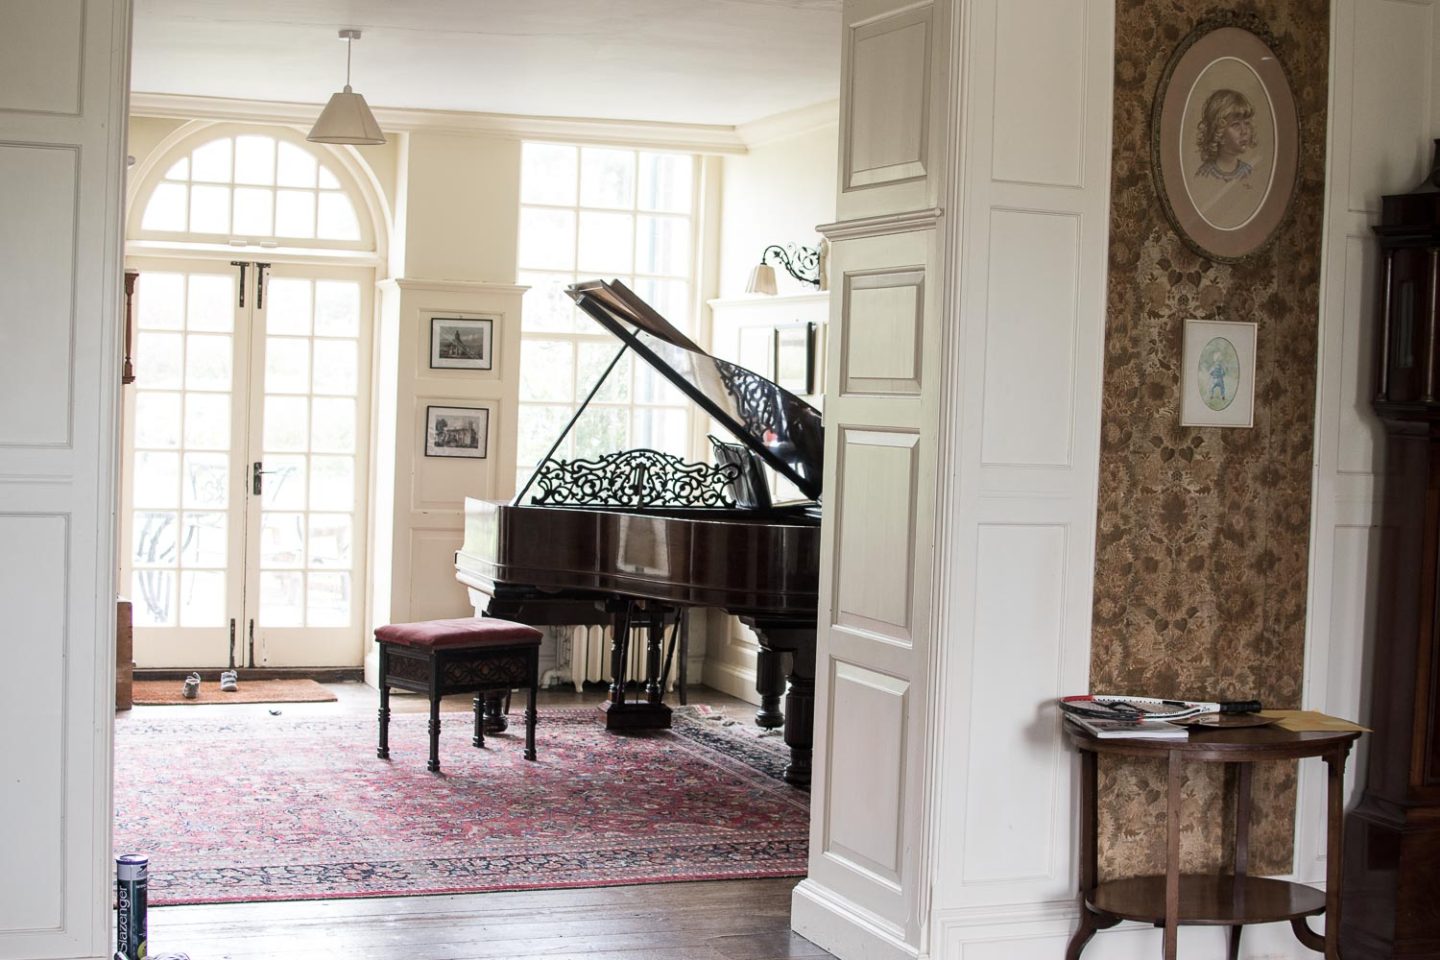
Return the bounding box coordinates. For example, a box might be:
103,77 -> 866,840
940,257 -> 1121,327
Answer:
131,0 -> 844,128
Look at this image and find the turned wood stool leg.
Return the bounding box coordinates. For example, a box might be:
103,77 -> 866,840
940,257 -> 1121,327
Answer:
376,644 -> 391,760
472,694 -> 485,748
1164,749 -> 1182,960
426,656 -> 442,773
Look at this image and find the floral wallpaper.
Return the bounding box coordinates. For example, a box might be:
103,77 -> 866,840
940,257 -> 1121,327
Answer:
1091,0 -> 1329,879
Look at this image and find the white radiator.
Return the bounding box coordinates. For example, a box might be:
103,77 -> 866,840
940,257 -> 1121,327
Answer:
547,623 -> 679,693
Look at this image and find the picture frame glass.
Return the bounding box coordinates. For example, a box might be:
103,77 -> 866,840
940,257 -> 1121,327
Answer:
1153,23 -> 1299,261
425,405 -> 489,458
1180,320 -> 1257,428
430,316 -> 494,370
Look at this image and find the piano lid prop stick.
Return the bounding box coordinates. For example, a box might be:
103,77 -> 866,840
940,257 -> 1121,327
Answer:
513,342 -> 631,506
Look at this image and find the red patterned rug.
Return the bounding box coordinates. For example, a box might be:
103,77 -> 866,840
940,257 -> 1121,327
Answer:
114,706 -> 807,905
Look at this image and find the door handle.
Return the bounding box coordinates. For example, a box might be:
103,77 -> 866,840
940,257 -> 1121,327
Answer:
252,461 -> 287,496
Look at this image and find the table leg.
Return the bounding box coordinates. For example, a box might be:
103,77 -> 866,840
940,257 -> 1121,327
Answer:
1324,747 -> 1347,960
1230,762 -> 1252,960
1065,748 -> 1103,960
1164,749 -> 1182,960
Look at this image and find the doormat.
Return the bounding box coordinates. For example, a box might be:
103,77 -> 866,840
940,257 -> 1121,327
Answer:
131,678 -> 339,706
114,707 -> 806,904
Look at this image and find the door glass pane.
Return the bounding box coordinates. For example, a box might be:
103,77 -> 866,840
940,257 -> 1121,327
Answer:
126,266 -> 241,654
185,334 -> 232,390
233,187 -> 274,236
266,337 -> 311,393
259,572 -> 304,626
182,453 -> 229,508
257,275 -> 364,632
140,333 -> 183,390
275,189 -> 316,238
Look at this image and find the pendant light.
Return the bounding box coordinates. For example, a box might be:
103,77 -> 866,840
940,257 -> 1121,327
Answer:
307,29 -> 386,146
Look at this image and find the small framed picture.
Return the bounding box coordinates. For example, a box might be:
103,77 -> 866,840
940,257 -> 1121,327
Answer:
429,316 -> 494,370
773,321 -> 815,395
1180,320 -> 1257,428
424,405 -> 489,458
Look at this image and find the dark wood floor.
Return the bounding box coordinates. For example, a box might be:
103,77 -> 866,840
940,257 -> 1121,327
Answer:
149,877 -> 828,960
129,682 -> 833,960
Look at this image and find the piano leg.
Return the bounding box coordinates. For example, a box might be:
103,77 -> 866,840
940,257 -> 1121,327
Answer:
645,606 -> 664,706
598,599 -> 672,730
746,619 -> 815,789
754,649 -> 786,729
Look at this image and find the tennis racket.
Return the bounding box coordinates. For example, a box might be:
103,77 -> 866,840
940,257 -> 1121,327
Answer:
1059,695 -> 1262,722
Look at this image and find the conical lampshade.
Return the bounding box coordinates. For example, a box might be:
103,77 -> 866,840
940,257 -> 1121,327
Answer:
308,85 -> 386,145
745,263 -> 778,295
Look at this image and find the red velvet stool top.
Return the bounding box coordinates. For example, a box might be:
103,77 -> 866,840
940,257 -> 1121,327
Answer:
375,617 -> 542,649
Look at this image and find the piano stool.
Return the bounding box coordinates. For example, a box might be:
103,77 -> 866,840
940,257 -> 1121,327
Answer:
374,617 -> 543,772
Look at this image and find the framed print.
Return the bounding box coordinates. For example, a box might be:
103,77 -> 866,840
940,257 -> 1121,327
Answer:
1181,320 -> 1256,428
429,316 -> 494,370
1152,20 -> 1299,262
425,405 -> 489,458
773,321 -> 815,395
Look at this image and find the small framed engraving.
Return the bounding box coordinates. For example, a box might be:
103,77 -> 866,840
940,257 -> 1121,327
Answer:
424,405 -> 489,458
429,316 -> 494,370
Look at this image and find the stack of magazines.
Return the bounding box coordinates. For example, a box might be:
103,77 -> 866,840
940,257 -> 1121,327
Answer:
1058,695 -> 1192,739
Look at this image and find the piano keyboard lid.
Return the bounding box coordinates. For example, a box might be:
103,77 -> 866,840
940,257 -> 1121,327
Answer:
566,279 -> 824,501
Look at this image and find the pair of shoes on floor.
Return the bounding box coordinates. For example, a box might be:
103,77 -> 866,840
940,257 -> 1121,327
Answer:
181,672 -> 201,699
220,669 -> 238,693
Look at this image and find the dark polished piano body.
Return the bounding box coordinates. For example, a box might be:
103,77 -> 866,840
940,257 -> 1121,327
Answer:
455,280 -> 823,786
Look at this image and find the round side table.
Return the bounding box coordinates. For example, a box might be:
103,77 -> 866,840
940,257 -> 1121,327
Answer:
1064,720 -> 1360,960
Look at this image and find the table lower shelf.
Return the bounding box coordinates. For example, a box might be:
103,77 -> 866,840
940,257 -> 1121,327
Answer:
1088,875 -> 1326,926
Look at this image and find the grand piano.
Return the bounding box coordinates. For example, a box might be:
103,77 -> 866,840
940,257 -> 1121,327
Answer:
455,279 -> 822,786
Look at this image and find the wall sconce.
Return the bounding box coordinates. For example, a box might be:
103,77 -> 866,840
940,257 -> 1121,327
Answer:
746,243 -> 823,295
307,29 -> 387,146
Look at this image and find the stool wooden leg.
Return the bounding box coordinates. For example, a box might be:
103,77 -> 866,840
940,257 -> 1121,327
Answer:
376,644 -> 390,760
427,684 -> 442,773
525,648 -> 539,761
472,695 -> 485,748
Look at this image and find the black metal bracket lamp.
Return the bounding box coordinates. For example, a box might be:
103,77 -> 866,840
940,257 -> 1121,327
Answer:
746,243 -> 822,295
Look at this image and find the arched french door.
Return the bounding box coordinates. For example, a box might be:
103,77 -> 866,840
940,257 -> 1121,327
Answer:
121,126 -> 382,668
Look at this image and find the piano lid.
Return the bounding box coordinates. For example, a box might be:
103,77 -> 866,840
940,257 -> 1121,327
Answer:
566,280 -> 824,501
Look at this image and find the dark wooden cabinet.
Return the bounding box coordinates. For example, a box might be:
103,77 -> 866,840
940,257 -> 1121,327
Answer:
1343,158 -> 1440,960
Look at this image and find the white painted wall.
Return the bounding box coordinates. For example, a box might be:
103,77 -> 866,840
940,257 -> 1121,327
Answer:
0,1 -> 130,958
719,110 -> 839,298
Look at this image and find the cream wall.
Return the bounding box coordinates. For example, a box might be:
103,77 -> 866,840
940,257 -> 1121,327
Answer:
718,112 -> 839,297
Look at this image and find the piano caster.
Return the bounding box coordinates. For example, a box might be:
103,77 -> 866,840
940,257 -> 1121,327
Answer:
598,699 -> 672,730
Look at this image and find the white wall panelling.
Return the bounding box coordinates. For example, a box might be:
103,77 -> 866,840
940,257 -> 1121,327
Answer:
796,26 -> 946,935
1300,0 -> 1440,893
840,270 -> 925,396
926,0 -> 1111,954
369,280 -> 524,685
0,514 -> 68,933
0,1 -> 131,957
0,0 -> 84,116
0,144 -> 78,446
836,0 -> 949,223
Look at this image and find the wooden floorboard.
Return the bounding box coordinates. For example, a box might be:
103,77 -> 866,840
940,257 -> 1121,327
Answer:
131,685 -> 831,960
